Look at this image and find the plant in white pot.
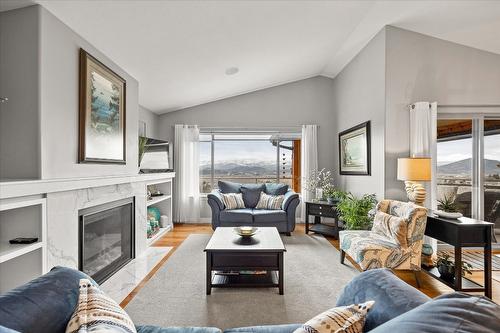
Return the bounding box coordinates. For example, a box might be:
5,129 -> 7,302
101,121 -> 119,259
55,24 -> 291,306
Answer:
304,169 -> 334,201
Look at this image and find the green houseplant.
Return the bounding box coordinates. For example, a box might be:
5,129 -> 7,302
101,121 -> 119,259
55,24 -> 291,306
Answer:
437,193 -> 460,213
336,192 -> 377,230
436,253 -> 472,282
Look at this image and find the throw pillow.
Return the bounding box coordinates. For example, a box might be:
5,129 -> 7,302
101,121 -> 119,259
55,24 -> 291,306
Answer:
264,183 -> 289,195
66,279 -> 136,333
241,184 -> 266,208
220,193 -> 245,209
371,211 -> 408,247
255,192 -> 285,210
218,180 -> 241,193
294,301 -> 375,333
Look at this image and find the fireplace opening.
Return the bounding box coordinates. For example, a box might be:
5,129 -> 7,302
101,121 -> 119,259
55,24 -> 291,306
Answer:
79,197 -> 135,284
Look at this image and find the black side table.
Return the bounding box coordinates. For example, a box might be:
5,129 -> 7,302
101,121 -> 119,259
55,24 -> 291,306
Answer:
423,213 -> 494,299
305,201 -> 341,238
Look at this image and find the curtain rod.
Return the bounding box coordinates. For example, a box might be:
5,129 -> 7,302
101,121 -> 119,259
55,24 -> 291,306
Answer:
198,126 -> 308,131
408,103 -> 500,109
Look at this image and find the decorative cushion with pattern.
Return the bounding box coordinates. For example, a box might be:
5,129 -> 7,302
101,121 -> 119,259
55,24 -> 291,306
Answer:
221,193 -> 246,209
371,211 -> 408,248
293,301 -> 375,333
66,279 -> 136,333
255,192 -> 285,210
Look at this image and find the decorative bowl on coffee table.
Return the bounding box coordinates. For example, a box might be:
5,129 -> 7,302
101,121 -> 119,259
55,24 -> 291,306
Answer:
234,226 -> 258,238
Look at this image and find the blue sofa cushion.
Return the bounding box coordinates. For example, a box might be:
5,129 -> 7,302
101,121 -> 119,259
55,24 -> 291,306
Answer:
336,268 -> 429,331
241,184 -> 265,208
224,324 -> 301,333
220,208 -> 254,223
252,209 -> 287,223
0,325 -> 19,333
0,266 -> 93,333
264,183 -> 289,195
218,181 -> 241,193
137,326 -> 222,333
370,292 -> 500,333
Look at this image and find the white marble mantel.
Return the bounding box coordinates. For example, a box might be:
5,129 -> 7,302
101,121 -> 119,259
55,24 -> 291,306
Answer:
0,172 -> 175,274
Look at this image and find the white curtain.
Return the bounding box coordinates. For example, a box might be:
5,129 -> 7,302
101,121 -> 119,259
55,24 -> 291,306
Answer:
410,101 -> 437,251
301,125 -> 318,222
173,124 -> 200,222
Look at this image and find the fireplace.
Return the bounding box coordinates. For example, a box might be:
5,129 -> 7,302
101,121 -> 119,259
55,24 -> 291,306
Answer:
79,197 -> 135,284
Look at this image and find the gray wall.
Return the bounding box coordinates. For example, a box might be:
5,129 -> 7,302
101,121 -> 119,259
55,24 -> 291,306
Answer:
39,5 -> 139,179
158,76 -> 336,171
139,105 -> 160,139
384,26 -> 500,200
331,29 -> 386,199
0,6 -> 41,180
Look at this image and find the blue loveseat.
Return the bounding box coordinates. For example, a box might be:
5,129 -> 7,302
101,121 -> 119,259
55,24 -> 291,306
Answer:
207,181 -> 300,234
1,267 -> 499,333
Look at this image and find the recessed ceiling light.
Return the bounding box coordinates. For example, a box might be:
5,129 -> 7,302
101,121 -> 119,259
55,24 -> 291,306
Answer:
225,67 -> 239,75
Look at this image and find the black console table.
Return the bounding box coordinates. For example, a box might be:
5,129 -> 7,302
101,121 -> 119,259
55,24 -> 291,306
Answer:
305,201 -> 341,238
423,213 -> 494,299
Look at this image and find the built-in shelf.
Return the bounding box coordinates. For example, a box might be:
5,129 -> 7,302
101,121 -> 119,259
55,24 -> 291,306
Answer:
0,241 -> 43,264
147,226 -> 172,246
146,195 -> 172,207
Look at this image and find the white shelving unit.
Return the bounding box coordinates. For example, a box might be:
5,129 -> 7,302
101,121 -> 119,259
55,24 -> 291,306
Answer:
146,179 -> 173,246
0,198 -> 47,293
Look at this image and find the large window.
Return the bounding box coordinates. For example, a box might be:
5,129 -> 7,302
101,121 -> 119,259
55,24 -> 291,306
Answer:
200,132 -> 301,193
436,117 -> 500,232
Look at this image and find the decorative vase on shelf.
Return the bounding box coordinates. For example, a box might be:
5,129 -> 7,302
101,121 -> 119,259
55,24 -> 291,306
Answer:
315,188 -> 324,201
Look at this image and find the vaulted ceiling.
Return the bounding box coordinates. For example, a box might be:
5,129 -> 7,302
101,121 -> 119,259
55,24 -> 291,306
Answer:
2,1 -> 500,113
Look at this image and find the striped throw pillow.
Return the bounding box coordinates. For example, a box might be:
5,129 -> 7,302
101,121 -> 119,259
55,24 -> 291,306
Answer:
221,193 -> 246,209
293,301 -> 374,333
66,279 -> 137,333
255,192 -> 285,210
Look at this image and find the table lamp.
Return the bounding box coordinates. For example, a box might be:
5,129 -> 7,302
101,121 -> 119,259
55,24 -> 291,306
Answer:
397,157 -> 431,206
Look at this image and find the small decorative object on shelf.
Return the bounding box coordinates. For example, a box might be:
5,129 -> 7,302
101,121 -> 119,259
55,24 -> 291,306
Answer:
9,237 -> 38,245
436,253 -> 472,282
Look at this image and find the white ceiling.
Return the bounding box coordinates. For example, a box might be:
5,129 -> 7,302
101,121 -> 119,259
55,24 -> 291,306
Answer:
3,1 -> 500,113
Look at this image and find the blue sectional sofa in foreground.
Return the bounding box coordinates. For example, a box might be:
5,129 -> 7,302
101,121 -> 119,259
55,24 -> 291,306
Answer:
0,267 -> 499,333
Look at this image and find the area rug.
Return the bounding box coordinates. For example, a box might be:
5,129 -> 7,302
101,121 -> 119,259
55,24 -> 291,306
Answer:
125,234 -> 358,329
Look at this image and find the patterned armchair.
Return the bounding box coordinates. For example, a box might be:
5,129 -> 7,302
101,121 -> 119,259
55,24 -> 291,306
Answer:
339,200 -> 428,285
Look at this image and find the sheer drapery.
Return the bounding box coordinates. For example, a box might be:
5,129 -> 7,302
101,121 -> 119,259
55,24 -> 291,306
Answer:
173,124 -> 200,222
301,125 -> 318,221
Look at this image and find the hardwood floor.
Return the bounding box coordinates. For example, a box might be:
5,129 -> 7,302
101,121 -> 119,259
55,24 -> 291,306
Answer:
120,223 -> 499,307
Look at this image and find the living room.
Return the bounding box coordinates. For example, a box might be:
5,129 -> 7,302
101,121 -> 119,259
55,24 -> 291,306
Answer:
0,1 -> 499,332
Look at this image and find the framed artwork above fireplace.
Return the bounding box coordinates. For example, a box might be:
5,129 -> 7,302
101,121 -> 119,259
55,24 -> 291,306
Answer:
79,48 -> 126,164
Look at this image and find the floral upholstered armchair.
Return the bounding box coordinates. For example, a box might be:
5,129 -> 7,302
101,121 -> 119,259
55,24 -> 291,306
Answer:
339,200 -> 428,285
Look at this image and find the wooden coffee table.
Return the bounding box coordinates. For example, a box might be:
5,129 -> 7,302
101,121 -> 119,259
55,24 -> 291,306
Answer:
204,227 -> 286,295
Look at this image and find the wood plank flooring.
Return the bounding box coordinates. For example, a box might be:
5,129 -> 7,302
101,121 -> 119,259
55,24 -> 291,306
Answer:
120,223 -> 499,308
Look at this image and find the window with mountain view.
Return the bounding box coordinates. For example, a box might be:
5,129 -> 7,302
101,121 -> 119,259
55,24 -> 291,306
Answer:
436,118 -> 500,231
199,133 -> 301,193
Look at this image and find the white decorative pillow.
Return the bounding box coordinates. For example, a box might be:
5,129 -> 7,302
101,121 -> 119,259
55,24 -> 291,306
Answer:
293,301 -> 374,333
66,279 -> 137,333
221,193 -> 246,209
255,192 -> 285,210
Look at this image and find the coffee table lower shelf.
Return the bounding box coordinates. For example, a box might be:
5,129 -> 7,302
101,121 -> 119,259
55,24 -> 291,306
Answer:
211,271 -> 279,288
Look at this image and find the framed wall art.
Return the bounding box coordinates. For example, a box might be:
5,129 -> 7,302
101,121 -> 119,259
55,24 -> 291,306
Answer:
338,121 -> 371,175
79,48 -> 126,164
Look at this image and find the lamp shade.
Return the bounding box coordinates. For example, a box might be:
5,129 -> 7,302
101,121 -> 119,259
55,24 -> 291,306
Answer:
397,157 -> 431,181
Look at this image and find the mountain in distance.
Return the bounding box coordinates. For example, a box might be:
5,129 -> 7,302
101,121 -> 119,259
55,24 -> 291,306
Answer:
438,158 -> 500,175
200,160 -> 277,176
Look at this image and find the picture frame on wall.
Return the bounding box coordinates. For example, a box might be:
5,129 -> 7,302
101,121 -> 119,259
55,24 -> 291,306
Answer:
338,121 -> 371,175
79,48 -> 126,164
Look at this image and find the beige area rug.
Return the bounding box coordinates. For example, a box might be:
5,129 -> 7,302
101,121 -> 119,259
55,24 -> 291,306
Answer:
125,233 -> 358,330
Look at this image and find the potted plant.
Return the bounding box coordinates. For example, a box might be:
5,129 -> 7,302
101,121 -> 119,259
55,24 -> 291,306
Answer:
336,192 -> 377,230
304,168 -> 333,201
323,184 -> 337,204
436,253 -> 473,282
437,193 -> 460,213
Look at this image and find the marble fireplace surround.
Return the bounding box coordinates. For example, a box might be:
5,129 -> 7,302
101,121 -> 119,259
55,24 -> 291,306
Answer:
0,173 -> 175,297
